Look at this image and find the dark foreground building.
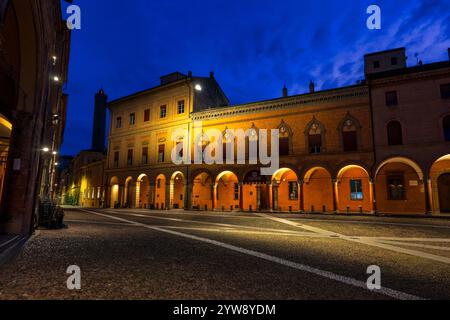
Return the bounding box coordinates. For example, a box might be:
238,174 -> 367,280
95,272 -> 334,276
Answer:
0,0 -> 71,235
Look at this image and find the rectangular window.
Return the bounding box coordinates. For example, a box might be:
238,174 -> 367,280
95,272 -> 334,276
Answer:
387,174 -> 406,200
343,131 -> 358,152
288,181 -> 299,200
160,105 -> 167,119
309,134 -> 322,154
113,151 -> 119,168
127,149 -> 133,167
142,147 -> 148,165
116,117 -> 122,129
391,57 -> 398,65
157,179 -> 161,189
144,109 -> 150,122
441,84 -> 450,99
373,61 -> 380,69
177,100 -> 185,114
279,137 -> 290,156
350,180 -> 363,200
129,113 -> 136,125
158,144 -> 165,163
386,91 -> 398,106
234,183 -> 239,200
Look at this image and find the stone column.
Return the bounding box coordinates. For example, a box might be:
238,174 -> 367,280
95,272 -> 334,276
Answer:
369,179 -> 377,214
272,184 -> 279,211
298,180 -> 304,213
332,179 -> 338,213
268,184 -> 273,211
256,184 -> 262,211
119,184 -> 125,208
424,175 -> 432,215
212,183 -> 217,211
148,183 -> 155,209
184,183 -> 192,210
165,182 -> 171,210
239,183 -> 244,211
130,182 -> 137,208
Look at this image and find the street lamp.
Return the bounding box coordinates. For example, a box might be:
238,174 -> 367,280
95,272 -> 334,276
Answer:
42,147 -> 50,152
195,84 -> 202,91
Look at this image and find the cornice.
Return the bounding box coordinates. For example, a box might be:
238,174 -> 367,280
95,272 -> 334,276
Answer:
191,86 -> 369,121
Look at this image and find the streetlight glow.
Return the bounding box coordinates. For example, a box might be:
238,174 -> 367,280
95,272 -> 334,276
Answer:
42,147 -> 50,152
195,84 -> 202,91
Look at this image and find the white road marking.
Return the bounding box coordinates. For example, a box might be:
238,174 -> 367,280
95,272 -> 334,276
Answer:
105,210 -> 314,236
288,218 -> 450,229
80,209 -> 423,300
257,213 -> 450,265
376,240 -> 450,251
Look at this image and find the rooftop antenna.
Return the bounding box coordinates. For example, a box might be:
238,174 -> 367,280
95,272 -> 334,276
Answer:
415,53 -> 419,65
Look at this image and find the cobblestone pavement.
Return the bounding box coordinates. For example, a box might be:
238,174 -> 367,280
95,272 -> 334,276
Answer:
1,208 -> 450,300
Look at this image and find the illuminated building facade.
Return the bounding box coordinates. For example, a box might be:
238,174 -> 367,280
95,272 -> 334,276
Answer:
75,48 -> 449,216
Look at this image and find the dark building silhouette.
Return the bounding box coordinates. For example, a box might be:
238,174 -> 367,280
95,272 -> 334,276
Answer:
91,89 -> 108,152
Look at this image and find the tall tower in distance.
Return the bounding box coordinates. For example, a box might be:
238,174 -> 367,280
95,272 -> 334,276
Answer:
91,89 -> 107,153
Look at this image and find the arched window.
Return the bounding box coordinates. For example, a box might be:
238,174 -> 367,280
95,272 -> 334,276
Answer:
443,115 -> 450,142
342,119 -> 358,152
387,120 -> 403,146
247,124 -> 259,163
223,128 -> 234,163
308,123 -> 322,154
278,121 -> 292,156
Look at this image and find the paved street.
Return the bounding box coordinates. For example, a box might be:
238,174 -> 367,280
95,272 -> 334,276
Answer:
1,208 -> 450,300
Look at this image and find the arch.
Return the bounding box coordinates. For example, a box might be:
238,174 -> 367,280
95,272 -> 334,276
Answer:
170,171 -> 185,209
239,169 -> 268,211
135,174 -> 149,209
375,157 -> 423,181
0,113 -> 12,208
304,117 -> 326,154
215,171 -> 240,211
443,115 -> 450,141
192,171 -> 213,211
336,165 -> 372,213
387,120 -> 403,146
124,176 -> 134,208
375,157 -> 425,214
110,176 -> 119,186
155,173 -> 167,210
429,154 -> 450,213
302,166 -> 334,213
271,168 -> 299,212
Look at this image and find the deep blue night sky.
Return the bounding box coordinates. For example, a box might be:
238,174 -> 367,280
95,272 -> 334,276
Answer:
60,0 -> 450,156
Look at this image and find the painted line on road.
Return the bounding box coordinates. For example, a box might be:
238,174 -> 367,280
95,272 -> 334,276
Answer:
257,213 -> 450,265
80,209 -> 423,300
288,218 -> 450,229
360,237 -> 450,243
376,240 -> 450,251
105,210 -> 316,236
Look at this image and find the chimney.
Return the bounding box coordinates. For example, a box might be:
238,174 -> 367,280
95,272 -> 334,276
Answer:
91,89 -> 107,153
187,70 -> 193,78
309,80 -> 315,94
210,71 -> 215,79
282,85 -> 288,97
